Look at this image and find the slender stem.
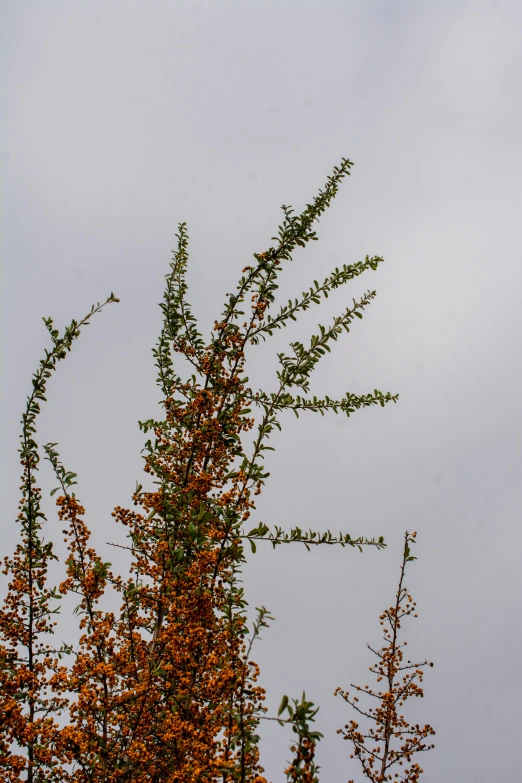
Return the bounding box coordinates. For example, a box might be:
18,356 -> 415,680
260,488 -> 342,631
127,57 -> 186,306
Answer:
380,532 -> 409,778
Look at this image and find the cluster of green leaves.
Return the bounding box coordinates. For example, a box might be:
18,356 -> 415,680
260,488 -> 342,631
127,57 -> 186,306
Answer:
249,256 -> 384,345
278,693 -> 323,783
243,523 -> 386,553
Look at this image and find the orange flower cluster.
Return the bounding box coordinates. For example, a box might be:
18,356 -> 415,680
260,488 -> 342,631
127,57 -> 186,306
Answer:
1,451 -> 80,782
284,738 -> 317,783
50,294 -> 270,781
335,532 -> 435,782
2,273 -> 273,780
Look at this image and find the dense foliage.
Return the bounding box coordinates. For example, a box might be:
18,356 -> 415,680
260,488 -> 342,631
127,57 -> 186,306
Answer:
1,159 -> 433,782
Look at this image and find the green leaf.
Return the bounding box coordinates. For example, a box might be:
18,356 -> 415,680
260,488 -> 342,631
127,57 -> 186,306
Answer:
278,694 -> 289,716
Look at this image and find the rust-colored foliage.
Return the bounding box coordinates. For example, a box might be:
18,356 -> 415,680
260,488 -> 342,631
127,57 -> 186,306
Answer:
335,532 -> 435,782
1,159 -> 418,782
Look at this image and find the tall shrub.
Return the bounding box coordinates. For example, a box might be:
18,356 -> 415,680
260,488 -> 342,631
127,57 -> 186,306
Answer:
1,159 -> 434,782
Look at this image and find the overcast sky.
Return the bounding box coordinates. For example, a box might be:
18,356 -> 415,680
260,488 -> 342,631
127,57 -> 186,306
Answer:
2,2 -> 522,781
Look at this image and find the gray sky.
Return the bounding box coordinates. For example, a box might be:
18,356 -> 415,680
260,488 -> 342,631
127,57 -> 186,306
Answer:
2,1 -> 521,781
